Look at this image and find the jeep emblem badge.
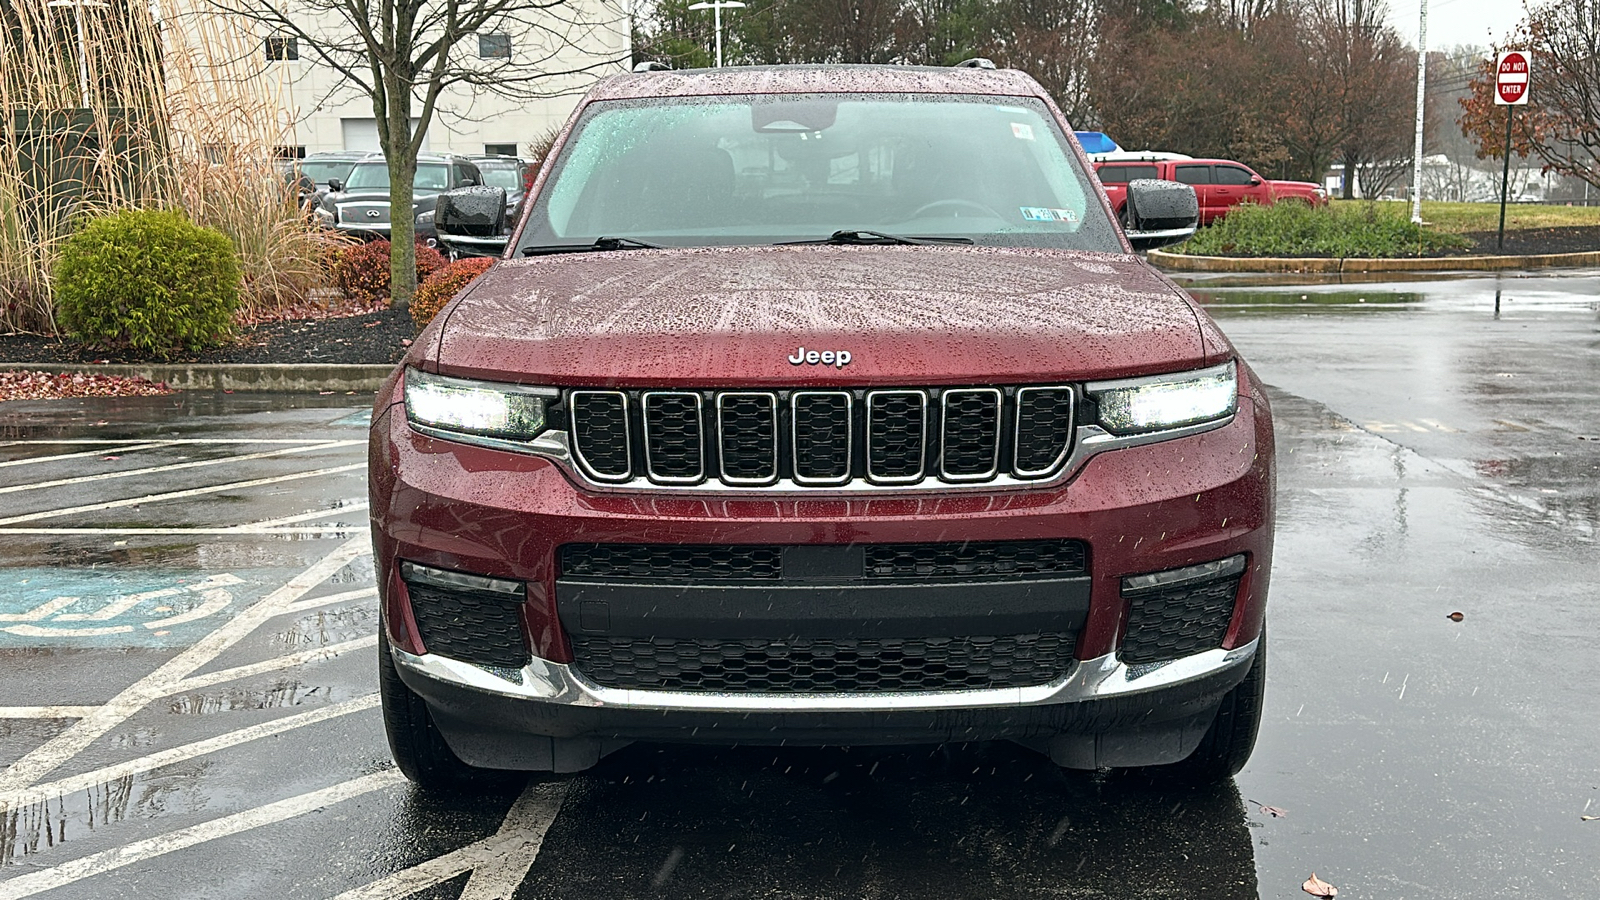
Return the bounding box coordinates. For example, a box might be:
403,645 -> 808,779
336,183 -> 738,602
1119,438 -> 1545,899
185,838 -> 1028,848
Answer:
788,347 -> 851,369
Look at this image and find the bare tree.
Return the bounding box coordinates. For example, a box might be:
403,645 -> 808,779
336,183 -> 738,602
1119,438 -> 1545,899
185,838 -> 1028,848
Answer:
207,0 -> 628,306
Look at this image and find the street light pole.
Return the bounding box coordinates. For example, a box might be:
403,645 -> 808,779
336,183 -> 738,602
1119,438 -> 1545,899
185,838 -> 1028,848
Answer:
46,0 -> 109,109
687,0 -> 745,68
1409,0 -> 1427,224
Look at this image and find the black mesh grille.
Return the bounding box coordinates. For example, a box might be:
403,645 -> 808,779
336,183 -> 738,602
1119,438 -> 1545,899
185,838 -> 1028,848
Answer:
561,544 -> 783,580
792,392 -> 851,482
941,390 -> 1001,478
864,540 -> 1086,579
404,581 -> 529,669
1120,575 -> 1241,665
572,632 -> 1076,692
570,392 -> 630,479
644,393 -> 703,481
718,394 -> 778,483
867,391 -> 926,481
1014,388 -> 1074,476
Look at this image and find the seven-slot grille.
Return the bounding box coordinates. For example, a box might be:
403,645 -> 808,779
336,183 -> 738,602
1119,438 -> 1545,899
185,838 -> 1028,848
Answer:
567,387 -> 1075,488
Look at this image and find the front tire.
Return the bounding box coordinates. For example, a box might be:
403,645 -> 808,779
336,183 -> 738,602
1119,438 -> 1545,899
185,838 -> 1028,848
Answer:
379,630 -> 502,789
1142,628 -> 1267,785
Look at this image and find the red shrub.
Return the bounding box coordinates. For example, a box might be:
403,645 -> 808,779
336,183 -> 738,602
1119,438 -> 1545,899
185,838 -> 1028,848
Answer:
334,240 -> 448,305
411,256 -> 495,327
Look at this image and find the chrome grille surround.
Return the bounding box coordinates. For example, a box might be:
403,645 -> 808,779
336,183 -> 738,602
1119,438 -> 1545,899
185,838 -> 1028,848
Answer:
568,390 -> 632,483
864,390 -> 927,484
716,392 -> 780,485
641,391 -> 704,484
939,387 -> 1002,482
790,391 -> 853,485
436,381 -> 1233,494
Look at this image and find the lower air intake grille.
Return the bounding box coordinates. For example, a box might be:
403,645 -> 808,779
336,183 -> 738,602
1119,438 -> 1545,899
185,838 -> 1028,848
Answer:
1119,575 -> 1241,665
404,581 -> 529,669
864,540 -> 1087,578
560,544 -> 783,580
571,632 -> 1076,693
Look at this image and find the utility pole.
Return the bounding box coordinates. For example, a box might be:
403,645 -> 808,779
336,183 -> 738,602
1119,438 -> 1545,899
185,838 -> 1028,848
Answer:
1409,0 -> 1427,224
687,0 -> 745,68
46,0 -> 110,109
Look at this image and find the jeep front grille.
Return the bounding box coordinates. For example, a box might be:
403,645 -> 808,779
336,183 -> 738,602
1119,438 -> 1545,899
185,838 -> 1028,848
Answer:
567,386 -> 1075,490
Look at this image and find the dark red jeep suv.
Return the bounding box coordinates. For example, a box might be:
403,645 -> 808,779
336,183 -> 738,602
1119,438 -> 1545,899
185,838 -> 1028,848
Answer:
369,62 -> 1275,789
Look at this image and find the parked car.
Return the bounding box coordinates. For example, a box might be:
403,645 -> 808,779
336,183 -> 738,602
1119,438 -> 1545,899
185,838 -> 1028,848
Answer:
278,150 -> 371,214
316,154 -> 484,242
1095,158 -> 1327,225
466,154 -> 535,223
374,62 -> 1273,790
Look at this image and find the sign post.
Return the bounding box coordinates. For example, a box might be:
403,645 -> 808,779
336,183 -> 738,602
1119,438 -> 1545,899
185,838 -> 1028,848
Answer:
1494,51 -> 1530,251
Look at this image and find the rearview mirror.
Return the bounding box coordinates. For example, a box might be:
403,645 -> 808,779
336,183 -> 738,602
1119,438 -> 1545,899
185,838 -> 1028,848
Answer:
1123,179 -> 1199,252
435,185 -> 509,257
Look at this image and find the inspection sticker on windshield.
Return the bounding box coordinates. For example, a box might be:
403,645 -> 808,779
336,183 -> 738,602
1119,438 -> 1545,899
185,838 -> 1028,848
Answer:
1020,207 -> 1078,223
1010,122 -> 1035,141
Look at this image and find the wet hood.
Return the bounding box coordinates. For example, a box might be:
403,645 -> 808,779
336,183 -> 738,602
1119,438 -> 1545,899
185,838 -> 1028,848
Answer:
430,246 -> 1208,386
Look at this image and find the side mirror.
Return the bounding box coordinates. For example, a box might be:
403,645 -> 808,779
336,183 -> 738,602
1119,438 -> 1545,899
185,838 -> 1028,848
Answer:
1249,175 -> 1263,186
327,178 -> 343,193
435,185 -> 509,257
1123,179 -> 1199,252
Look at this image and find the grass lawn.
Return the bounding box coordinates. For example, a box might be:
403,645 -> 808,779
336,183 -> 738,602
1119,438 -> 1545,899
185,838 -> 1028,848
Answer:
1334,200 -> 1600,233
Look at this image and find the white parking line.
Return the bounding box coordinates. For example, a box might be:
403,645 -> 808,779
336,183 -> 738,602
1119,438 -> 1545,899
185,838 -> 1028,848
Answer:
0,770 -> 406,900
0,696 -> 380,812
0,526 -> 367,535
280,587 -> 378,617
166,635 -> 377,696
329,781 -> 570,900
0,464 -> 366,526
0,441 -> 362,496
0,439 -> 354,445
239,501 -> 370,530
0,442 -> 172,468
0,536 -> 369,792
0,707 -> 99,719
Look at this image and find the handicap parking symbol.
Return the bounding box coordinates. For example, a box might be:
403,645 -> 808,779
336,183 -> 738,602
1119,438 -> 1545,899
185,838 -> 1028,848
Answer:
0,570 -> 262,646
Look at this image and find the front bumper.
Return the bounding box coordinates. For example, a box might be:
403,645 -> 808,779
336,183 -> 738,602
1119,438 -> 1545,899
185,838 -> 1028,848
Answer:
394,637 -> 1258,771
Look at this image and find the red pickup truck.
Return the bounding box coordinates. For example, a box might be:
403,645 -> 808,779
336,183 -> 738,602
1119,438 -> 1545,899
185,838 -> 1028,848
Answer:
1095,158 -> 1327,225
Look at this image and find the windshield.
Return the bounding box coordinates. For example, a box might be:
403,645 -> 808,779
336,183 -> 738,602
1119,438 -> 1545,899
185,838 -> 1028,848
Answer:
478,165 -> 525,191
517,93 -> 1120,252
300,160 -> 357,185
343,163 -> 452,193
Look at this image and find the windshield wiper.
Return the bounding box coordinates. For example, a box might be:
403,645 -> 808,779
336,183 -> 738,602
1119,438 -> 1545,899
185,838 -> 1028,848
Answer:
779,230 -> 975,246
522,236 -> 663,256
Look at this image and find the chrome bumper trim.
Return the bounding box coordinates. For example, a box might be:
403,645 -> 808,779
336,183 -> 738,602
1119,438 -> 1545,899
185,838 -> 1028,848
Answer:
392,637 -> 1258,713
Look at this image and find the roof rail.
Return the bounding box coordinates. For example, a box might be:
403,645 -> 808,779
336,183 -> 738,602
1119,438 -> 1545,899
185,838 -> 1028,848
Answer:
632,60 -> 672,73
954,58 -> 996,69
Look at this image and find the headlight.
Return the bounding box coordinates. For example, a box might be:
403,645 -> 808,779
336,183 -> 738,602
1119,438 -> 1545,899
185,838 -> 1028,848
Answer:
404,368 -> 553,443
315,207 -> 335,225
1088,362 -> 1237,435
415,210 -> 434,226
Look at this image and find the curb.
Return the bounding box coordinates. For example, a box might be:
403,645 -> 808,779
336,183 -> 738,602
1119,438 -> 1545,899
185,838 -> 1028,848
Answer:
1149,248 -> 1600,273
0,363 -> 394,393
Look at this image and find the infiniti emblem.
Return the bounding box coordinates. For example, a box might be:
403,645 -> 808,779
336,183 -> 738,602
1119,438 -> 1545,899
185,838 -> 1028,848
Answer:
788,347 -> 851,369
365,210 -> 381,219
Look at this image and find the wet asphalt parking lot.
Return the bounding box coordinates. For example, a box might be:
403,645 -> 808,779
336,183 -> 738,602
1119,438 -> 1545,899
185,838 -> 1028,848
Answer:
0,272 -> 1596,899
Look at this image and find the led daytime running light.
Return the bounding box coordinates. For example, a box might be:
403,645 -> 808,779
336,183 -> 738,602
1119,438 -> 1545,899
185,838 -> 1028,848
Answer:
404,368 -> 550,439
1092,363 -> 1237,435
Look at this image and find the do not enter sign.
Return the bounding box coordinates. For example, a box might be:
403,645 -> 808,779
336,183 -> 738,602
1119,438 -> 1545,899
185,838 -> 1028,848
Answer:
1496,51 -> 1530,105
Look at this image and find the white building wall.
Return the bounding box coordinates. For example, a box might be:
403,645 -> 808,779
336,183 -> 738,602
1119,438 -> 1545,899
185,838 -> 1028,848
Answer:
185,0 -> 630,157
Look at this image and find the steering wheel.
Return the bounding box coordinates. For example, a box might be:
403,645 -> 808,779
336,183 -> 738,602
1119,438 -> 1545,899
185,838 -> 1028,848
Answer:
909,199 -> 1004,220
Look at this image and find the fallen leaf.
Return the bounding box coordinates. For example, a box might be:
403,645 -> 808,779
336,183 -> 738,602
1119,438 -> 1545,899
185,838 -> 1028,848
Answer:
1259,805 -> 1288,818
401,338 -> 413,347
1582,815 -> 1598,822
102,455 -> 120,461
1448,611 -> 1465,622
1303,873 -> 1337,898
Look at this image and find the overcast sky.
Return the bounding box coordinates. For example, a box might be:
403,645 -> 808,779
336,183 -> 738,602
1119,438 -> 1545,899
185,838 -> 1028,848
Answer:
1388,0 -> 1526,54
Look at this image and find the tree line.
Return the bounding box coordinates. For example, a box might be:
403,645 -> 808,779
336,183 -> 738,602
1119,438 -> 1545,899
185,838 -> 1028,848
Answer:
634,0 -> 1419,190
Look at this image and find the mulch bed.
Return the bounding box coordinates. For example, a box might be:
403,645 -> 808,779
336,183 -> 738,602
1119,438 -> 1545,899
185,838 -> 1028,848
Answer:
1460,225 -> 1600,256
0,370 -> 173,403
0,305 -> 416,366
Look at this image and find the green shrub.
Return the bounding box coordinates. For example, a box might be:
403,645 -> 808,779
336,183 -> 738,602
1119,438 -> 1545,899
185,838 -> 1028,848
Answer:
52,209 -> 241,356
333,239 -> 447,305
1172,202 -> 1473,258
411,257 -> 494,328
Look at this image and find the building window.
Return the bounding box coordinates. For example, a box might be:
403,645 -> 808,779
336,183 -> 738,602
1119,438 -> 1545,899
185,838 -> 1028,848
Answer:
483,143 -> 517,157
478,33 -> 511,59
265,36 -> 298,61
274,145 -> 306,159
